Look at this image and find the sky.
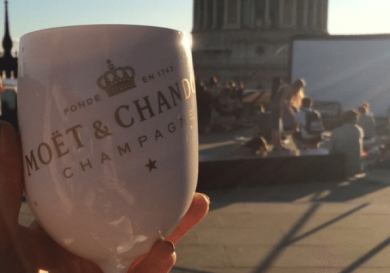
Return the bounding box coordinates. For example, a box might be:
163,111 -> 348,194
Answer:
328,0 -> 390,34
2,0 -> 390,53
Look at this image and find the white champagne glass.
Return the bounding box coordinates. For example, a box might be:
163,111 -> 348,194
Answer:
17,25 -> 198,273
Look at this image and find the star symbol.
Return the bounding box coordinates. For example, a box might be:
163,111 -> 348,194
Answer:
145,158 -> 157,172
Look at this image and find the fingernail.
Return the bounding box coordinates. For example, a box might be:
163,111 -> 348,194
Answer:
202,193 -> 210,204
155,240 -> 175,255
163,240 -> 175,253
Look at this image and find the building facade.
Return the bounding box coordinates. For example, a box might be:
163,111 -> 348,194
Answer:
192,0 -> 328,89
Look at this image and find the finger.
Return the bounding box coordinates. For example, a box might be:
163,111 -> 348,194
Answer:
0,121 -> 23,252
0,121 -> 23,221
129,240 -> 176,273
20,226 -> 102,273
129,193 -> 209,271
167,193 -> 210,244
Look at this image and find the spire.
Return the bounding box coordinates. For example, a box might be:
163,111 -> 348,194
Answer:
2,0 -> 12,58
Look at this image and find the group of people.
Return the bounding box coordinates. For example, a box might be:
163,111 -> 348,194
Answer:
196,76 -> 244,134
269,78 -> 325,151
196,75 -> 380,177
270,78 -> 377,177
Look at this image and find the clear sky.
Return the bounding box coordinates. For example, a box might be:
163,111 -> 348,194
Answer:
328,0 -> 390,34
2,0 -> 390,53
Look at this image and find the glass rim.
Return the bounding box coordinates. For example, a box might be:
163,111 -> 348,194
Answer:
20,24 -> 185,40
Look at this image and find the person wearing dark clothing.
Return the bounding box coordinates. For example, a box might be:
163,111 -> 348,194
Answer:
294,97 -> 324,149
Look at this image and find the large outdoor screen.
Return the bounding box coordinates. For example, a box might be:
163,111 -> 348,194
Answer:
290,35 -> 390,117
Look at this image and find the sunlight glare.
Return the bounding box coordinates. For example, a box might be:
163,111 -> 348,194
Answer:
181,33 -> 193,49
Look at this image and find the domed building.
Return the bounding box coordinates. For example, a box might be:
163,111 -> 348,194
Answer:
192,0 -> 328,88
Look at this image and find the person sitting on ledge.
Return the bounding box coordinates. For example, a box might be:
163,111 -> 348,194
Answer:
294,97 -> 324,149
329,110 -> 364,177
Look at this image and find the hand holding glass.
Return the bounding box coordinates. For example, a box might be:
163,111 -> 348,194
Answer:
17,25 -> 198,273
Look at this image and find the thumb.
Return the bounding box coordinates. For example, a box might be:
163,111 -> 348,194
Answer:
0,121 -> 23,238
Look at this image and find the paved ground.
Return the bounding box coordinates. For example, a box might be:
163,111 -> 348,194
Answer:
172,169 -> 390,273
18,128 -> 390,273
171,130 -> 390,273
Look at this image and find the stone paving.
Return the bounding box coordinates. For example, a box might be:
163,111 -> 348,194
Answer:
170,130 -> 390,273
171,169 -> 390,273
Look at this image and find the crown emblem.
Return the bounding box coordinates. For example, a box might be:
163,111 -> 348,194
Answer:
97,59 -> 136,97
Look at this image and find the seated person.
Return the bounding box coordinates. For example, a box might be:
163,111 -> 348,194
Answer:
357,105 -> 376,140
329,110 -> 364,177
229,135 -> 269,157
294,97 -> 324,149
245,135 -> 269,155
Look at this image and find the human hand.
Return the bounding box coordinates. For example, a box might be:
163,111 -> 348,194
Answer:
0,121 -> 209,273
